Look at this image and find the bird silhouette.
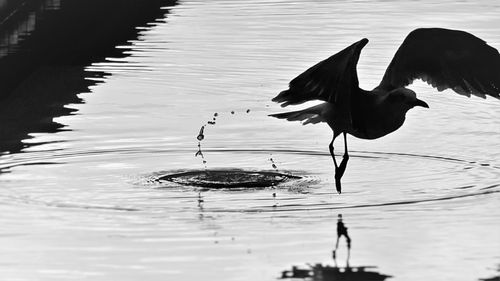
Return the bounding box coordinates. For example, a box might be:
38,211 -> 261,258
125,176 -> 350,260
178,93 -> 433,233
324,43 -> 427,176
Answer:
270,28 -> 500,194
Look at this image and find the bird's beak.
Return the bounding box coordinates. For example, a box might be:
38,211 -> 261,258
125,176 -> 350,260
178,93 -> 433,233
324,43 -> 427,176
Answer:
413,99 -> 429,108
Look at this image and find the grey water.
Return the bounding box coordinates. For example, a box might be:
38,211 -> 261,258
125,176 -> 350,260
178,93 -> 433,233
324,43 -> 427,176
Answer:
1,0 -> 499,280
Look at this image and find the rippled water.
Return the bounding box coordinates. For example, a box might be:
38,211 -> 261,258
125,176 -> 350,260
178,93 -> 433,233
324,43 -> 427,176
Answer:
1,0 -> 499,280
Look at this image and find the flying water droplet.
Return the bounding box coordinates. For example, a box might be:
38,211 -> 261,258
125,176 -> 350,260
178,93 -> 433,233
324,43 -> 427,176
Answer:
269,156 -> 278,171
195,142 -> 204,157
197,125 -> 205,141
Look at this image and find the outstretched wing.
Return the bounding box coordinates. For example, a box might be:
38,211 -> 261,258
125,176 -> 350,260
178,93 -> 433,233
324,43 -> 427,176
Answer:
378,28 -> 500,99
272,38 -> 368,106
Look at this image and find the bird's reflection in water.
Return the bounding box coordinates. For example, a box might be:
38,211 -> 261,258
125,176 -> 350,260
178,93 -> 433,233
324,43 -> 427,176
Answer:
280,214 -> 392,281
333,214 -> 352,268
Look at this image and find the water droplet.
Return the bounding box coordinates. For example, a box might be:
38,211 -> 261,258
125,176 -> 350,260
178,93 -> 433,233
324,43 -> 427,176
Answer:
214,113 -> 218,117
246,109 -> 250,113
269,156 -> 278,171
231,111 -> 235,114
197,126 -> 205,141
195,141 -> 205,160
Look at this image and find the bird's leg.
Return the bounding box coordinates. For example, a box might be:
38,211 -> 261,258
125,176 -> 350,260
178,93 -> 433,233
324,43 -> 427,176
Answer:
334,133 -> 349,193
332,235 -> 340,260
340,132 -> 349,172
329,133 -> 343,193
329,137 -> 338,169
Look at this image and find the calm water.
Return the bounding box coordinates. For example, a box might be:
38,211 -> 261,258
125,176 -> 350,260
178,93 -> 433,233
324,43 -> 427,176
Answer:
1,0 -> 499,280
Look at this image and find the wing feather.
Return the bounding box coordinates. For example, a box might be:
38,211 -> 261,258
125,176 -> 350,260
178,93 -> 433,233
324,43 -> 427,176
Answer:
378,28 -> 500,99
272,38 -> 368,106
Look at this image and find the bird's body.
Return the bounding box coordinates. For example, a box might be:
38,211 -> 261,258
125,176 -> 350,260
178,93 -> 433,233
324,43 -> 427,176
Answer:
270,28 -> 500,193
276,89 -> 413,140
346,90 -> 406,140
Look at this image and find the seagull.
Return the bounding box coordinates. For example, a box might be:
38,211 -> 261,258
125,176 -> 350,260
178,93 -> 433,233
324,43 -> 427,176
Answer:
270,28 -> 500,194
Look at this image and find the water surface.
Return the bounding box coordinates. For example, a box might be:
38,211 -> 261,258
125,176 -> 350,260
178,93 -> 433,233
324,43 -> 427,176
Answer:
0,0 -> 499,280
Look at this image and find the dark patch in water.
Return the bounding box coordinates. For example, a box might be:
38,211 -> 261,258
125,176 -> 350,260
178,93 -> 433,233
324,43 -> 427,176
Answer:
156,169 -> 301,189
0,0 -> 177,154
281,264 -> 391,281
479,264 -> 500,281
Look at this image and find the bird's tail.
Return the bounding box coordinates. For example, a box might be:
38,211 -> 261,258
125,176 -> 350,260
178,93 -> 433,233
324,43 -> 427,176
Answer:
269,103 -> 326,125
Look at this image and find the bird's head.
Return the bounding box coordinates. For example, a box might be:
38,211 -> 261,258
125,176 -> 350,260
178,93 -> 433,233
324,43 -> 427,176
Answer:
387,88 -> 429,110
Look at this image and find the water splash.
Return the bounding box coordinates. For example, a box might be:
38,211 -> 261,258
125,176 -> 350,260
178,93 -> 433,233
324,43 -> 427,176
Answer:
196,125 -> 205,141
195,110 -> 250,168
195,125 -> 207,169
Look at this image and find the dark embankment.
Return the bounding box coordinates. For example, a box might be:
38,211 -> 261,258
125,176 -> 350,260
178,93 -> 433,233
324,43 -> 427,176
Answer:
0,0 -> 176,153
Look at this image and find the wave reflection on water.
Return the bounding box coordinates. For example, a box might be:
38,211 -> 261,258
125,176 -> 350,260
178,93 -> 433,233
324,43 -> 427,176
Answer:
2,148 -> 498,216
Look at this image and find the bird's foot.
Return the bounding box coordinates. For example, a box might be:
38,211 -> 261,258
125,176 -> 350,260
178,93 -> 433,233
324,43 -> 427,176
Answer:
334,153 -> 349,194
335,171 -> 342,194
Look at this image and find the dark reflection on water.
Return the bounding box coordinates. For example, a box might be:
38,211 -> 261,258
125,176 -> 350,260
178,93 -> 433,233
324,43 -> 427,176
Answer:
480,265 -> 500,281
156,169 -> 302,189
281,213 -> 392,281
0,0 -> 177,154
0,66 -> 106,154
